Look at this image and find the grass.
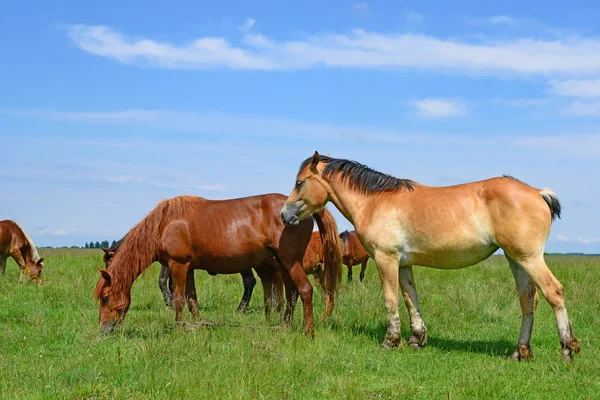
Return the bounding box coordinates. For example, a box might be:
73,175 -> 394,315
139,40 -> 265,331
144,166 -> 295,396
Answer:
1,249 -> 599,399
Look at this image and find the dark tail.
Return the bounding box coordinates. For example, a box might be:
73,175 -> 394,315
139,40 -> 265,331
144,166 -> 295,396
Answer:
313,206 -> 342,320
539,189 -> 561,221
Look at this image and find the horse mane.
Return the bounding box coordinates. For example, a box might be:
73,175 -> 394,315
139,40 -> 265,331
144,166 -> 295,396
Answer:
502,174 -> 526,184
13,221 -> 40,263
299,155 -> 418,195
94,195 -> 207,300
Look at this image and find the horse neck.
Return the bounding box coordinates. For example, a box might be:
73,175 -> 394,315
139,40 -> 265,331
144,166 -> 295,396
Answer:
13,223 -> 39,262
325,178 -> 371,228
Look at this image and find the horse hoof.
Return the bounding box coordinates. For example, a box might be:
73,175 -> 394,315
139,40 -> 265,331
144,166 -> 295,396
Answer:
509,344 -> 532,361
562,350 -> 574,362
379,338 -> 400,350
570,337 -> 581,354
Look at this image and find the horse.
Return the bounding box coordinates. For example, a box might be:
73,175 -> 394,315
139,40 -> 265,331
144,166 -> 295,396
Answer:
339,230 -> 370,282
95,194 -> 341,336
102,236 -> 284,313
280,152 -> 580,361
0,220 -> 44,283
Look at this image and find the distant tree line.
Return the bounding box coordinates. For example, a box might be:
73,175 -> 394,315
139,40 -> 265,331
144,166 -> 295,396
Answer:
84,240 -> 117,249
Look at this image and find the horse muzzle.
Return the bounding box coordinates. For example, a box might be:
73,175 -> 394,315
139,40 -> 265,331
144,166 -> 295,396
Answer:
280,203 -> 301,226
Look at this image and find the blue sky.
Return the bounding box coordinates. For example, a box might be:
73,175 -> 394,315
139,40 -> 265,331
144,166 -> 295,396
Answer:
1,1 -> 599,252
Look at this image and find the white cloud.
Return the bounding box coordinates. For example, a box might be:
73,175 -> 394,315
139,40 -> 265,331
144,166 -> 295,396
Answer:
564,101 -> 600,116
488,15 -> 518,25
577,236 -> 600,244
37,228 -> 76,236
404,11 -> 423,23
239,18 -> 255,33
550,79 -> 600,98
104,175 -> 226,191
411,99 -> 467,118
556,234 -> 569,241
66,24 -> 600,76
354,2 -> 369,13
492,98 -> 548,108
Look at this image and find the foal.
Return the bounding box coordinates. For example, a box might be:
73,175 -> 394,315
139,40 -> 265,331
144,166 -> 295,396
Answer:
339,230 -> 370,282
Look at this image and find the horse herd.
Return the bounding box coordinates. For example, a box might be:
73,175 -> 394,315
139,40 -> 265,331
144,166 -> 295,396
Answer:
1,152 -> 580,362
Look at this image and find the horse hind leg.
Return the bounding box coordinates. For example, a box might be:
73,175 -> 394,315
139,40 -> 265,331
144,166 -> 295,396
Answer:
508,254 -> 580,361
359,259 -> 368,282
237,269 -> 257,312
506,256 -> 538,361
158,263 -> 174,308
185,268 -> 200,321
399,266 -> 427,349
254,265 -> 274,319
0,256 -> 6,275
168,260 -> 191,328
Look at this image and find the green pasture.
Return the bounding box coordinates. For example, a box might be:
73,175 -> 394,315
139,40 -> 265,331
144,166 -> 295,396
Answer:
1,249 -> 598,399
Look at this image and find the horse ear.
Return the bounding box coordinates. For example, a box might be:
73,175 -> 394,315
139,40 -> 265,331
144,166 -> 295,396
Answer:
101,248 -> 110,255
310,151 -> 320,173
37,258 -> 44,265
98,268 -> 112,285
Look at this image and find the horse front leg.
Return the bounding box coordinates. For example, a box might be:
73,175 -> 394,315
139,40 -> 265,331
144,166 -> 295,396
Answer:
168,260 -> 189,328
399,266 -> 427,349
11,252 -> 28,283
374,251 -> 401,349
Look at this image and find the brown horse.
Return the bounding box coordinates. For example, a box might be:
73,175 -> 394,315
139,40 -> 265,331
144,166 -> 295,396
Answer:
339,230 -> 370,282
102,238 -> 284,314
0,220 -> 44,283
281,152 -> 580,361
95,194 -> 341,335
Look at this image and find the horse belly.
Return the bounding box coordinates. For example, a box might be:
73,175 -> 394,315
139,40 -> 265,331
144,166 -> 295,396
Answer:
404,241 -> 499,269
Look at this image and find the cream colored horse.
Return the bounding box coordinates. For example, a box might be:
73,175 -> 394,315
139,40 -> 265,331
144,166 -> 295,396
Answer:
281,152 -> 580,361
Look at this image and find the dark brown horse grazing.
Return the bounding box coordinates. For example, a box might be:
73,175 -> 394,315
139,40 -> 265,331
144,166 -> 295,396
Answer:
95,194 -> 341,335
0,220 -> 44,283
281,152 -> 580,361
102,237 -> 284,313
339,230 -> 370,282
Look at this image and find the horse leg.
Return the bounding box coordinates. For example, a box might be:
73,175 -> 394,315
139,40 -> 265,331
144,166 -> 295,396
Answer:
158,263 -> 173,308
11,251 -> 28,283
287,261 -> 315,336
168,260 -> 189,327
506,256 -> 538,361
254,265 -> 274,319
185,268 -> 200,321
399,266 -> 427,349
0,256 -> 6,275
237,269 -> 257,312
278,265 -> 299,325
359,259 -> 368,282
374,251 -> 401,349
347,263 -> 353,282
509,254 -> 580,361
272,266 -> 285,313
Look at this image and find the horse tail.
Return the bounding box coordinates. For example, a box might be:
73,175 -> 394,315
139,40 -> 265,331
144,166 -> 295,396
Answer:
539,189 -> 561,221
313,206 -> 342,319
95,198 -> 170,300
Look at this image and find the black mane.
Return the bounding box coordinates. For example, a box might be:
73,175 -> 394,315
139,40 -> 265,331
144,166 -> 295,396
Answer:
299,155 -> 418,195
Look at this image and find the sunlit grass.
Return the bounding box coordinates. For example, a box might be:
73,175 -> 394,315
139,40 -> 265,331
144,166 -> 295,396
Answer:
1,250 -> 598,399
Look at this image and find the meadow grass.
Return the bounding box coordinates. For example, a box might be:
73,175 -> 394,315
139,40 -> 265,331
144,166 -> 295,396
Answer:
1,249 -> 599,399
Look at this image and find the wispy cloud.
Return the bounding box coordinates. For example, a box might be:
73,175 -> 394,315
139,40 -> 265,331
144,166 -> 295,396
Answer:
490,98 -> 548,108
487,15 -> 519,25
577,236 -> 600,244
411,99 -> 468,118
104,175 -> 226,191
564,101 -> 600,116
556,234 -> 569,241
37,227 -> 79,236
4,107 -> 600,159
403,11 -> 424,23
66,24 -> 600,76
550,79 -> 600,98
239,18 -> 255,33
354,2 -> 369,13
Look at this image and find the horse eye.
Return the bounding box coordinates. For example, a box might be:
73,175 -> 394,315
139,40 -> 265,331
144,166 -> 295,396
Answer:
102,296 -> 110,303
296,180 -> 303,187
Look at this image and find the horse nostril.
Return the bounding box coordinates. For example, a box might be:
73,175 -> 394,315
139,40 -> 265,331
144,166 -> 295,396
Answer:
280,212 -> 286,222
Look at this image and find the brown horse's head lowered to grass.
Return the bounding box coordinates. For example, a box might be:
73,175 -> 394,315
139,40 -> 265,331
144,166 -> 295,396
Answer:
282,151 -> 579,362
95,194 -> 341,336
0,220 -> 44,283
